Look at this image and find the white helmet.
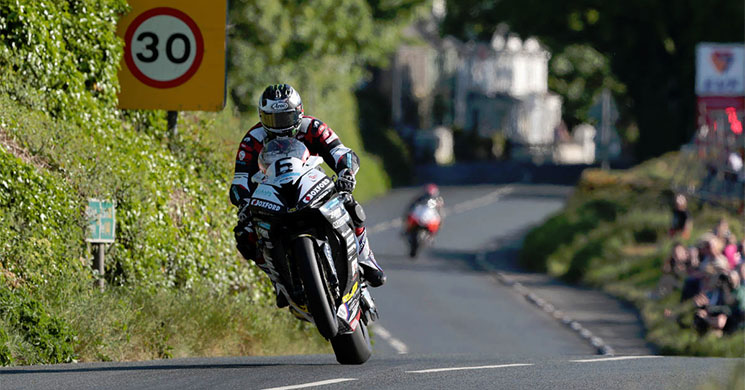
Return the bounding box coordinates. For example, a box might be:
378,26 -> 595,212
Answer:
258,84 -> 304,139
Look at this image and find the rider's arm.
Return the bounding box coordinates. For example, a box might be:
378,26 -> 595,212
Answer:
302,117 -> 359,175
229,124 -> 264,207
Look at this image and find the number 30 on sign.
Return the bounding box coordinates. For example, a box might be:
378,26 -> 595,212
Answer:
116,0 -> 227,111
125,8 -> 204,89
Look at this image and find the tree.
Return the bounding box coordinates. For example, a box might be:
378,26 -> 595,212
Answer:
227,0 -> 427,112
443,0 -> 745,160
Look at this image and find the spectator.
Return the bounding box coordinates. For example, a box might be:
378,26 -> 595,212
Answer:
669,194 -> 692,239
692,264 -> 735,336
681,243 -> 705,302
681,235 -> 728,301
656,243 -> 689,298
723,235 -> 741,270
686,246 -> 701,274
723,267 -> 745,334
699,233 -> 730,271
712,218 -> 732,241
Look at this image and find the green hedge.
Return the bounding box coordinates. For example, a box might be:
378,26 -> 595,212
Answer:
0,0 -> 127,128
0,149 -> 83,365
0,0 -> 422,364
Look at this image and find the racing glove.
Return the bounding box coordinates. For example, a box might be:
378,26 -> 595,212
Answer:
237,199 -> 252,226
335,168 -> 356,193
234,221 -> 259,262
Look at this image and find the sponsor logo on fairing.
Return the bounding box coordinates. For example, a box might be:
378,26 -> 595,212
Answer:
332,215 -> 349,229
302,179 -> 331,203
252,186 -> 275,198
337,303 -> 349,320
250,199 -> 281,211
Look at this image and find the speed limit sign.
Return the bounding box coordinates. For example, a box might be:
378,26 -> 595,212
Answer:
117,0 -> 226,111
124,8 -> 204,89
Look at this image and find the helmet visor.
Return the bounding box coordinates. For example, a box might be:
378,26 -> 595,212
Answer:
260,110 -> 302,130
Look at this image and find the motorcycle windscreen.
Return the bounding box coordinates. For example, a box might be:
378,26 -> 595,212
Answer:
258,138 -> 310,174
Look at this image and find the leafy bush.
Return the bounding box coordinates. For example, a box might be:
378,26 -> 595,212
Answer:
0,286 -> 76,364
0,0 -> 127,128
0,147 -> 85,286
520,197 -> 625,272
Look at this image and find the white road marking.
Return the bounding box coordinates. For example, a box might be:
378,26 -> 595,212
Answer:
570,355 -> 661,363
449,186 -> 514,214
374,325 -> 409,354
261,378 -> 357,390
406,363 -> 533,374
368,219 -> 402,234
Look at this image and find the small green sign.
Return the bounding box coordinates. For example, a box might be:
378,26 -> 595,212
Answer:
86,199 -> 116,243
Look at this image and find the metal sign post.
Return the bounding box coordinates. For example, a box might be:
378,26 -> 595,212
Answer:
86,199 -> 116,290
167,110 -> 178,138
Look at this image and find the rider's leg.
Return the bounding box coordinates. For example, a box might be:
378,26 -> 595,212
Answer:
345,197 -> 386,287
234,222 -> 288,307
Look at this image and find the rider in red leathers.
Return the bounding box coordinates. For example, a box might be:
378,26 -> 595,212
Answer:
230,84 -> 386,306
407,184 -> 444,215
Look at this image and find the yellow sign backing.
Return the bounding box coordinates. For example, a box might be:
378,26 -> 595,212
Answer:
116,0 -> 227,111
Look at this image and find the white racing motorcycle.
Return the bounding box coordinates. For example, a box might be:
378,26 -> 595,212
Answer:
248,137 -> 377,364
404,199 -> 442,258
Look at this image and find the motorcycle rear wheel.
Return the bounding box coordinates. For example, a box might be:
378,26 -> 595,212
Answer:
330,320 -> 372,364
294,236 -> 338,340
408,231 -> 419,258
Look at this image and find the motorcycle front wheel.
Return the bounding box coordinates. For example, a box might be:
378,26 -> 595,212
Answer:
330,319 -> 372,364
294,236 -> 338,340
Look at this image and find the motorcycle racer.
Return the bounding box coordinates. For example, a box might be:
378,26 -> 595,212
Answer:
402,183 -> 444,257
230,84 -> 386,306
407,183 -> 444,217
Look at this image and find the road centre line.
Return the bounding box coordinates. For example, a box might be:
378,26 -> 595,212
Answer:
368,186 -> 514,235
406,363 -> 533,374
374,324 -> 409,354
569,355 -> 662,363
261,378 -> 357,390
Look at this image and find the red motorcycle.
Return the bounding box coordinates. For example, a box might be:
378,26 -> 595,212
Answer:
404,198 -> 442,258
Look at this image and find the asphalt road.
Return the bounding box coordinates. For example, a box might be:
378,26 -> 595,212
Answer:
1,184 -> 741,389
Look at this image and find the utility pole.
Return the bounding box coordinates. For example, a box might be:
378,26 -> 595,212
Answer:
167,111 -> 178,138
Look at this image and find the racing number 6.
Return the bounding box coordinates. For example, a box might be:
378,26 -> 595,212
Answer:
135,32 -> 191,64
276,158 -> 293,175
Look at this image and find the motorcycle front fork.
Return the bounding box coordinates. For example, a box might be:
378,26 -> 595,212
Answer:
360,284 -> 379,324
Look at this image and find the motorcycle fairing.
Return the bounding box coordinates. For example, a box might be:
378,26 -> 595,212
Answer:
409,203 -> 441,233
318,195 -> 363,333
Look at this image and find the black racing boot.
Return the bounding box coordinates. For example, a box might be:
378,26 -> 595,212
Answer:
360,260 -> 386,287
354,226 -> 386,287
276,292 -> 289,308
